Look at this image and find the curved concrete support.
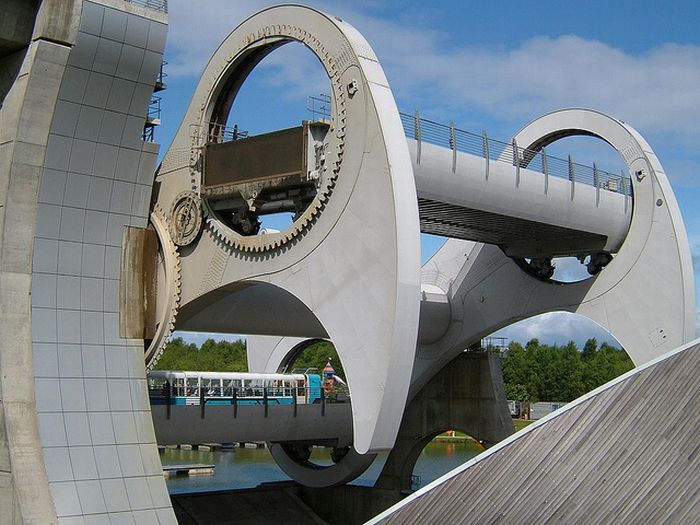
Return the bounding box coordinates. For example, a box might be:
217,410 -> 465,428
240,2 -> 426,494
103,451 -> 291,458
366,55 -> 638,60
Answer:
246,336 -> 317,374
375,352 -> 513,494
0,1 -> 82,522
269,444 -> 376,488
412,108 -> 695,396
155,5 -> 421,454
245,283 -> 450,375
513,108 -> 695,354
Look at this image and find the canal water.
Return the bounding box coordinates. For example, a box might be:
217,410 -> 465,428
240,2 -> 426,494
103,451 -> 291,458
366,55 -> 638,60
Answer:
162,439 -> 484,495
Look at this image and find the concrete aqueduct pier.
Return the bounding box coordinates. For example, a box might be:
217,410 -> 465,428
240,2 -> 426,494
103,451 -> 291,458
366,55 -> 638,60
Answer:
0,1 -> 697,523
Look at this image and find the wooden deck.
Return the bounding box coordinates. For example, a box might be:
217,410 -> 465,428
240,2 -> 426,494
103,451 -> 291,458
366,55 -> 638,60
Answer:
371,339 -> 700,524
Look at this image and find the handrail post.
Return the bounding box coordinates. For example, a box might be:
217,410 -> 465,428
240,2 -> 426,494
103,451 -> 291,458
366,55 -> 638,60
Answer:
293,387 -> 297,417
232,387 -> 238,418
483,130 -> 489,180
450,121 -> 457,173
164,380 -> 171,420
415,110 -> 421,165
512,139 -> 520,187
594,162 -> 600,206
568,155 -> 575,200
542,148 -> 549,195
263,387 -> 268,418
321,389 -> 326,417
200,388 -> 206,419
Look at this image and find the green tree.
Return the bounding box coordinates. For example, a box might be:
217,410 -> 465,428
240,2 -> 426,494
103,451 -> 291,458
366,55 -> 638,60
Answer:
582,338 -> 598,360
504,383 -> 530,402
153,337 -> 248,372
289,340 -> 346,381
501,338 -> 633,403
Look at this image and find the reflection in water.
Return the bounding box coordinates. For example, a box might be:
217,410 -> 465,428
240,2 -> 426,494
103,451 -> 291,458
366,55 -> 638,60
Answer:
413,439 -> 483,487
163,439 -> 483,494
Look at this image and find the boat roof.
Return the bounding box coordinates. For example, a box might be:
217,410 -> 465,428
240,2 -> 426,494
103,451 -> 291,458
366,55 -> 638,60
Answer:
148,370 -> 307,381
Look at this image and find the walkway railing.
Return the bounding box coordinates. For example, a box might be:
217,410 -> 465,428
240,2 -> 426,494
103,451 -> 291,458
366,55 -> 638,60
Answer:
149,384 -> 350,419
401,112 -> 631,197
128,0 -> 168,12
308,94 -> 332,123
206,122 -> 249,143
304,96 -> 631,197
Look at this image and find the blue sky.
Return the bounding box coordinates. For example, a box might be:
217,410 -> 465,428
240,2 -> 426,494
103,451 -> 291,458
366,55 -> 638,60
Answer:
161,1 -> 700,349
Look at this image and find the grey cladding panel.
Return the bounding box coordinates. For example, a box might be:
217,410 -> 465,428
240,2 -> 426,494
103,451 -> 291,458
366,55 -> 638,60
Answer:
26,2 -> 175,522
146,21 -> 167,52
116,44 -> 145,82
79,2 -> 104,36
83,71 -> 112,108
125,16 -> 149,49
58,66 -> 90,104
93,38 -> 122,76
67,32 -> 99,70
101,8 -> 128,42
107,78 -> 136,113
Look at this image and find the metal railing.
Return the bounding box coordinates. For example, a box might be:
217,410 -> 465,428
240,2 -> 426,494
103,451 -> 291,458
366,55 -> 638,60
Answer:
481,336 -> 510,352
127,0 -> 168,13
206,122 -> 249,144
149,384 -> 349,420
303,95 -> 631,198
308,94 -> 331,122
142,96 -> 161,142
147,95 -> 161,122
401,112 -> 632,197
155,60 -> 168,89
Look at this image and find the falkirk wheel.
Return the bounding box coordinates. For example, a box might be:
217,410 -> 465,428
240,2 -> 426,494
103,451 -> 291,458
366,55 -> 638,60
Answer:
0,1 -> 695,522
145,5 -> 694,485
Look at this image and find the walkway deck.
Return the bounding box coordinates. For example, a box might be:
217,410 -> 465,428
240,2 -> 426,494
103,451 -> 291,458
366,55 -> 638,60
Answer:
370,339 -> 700,524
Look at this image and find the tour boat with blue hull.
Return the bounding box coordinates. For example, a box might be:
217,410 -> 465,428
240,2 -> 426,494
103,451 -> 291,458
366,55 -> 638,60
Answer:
148,370 -> 323,406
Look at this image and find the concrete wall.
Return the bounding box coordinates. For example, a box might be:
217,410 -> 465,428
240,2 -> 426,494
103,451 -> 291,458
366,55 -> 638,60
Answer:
152,403 -> 354,447
12,0 -> 175,522
374,351 -> 513,494
0,1 -> 82,522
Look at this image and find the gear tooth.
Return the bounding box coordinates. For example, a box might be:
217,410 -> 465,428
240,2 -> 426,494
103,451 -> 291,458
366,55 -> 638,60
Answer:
196,104 -> 345,255
145,206 -> 183,371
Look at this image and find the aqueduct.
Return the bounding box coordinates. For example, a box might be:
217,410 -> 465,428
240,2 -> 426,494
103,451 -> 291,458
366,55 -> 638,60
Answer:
0,2 -> 695,523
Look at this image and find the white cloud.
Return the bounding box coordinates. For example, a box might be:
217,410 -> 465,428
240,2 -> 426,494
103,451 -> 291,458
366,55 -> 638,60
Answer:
166,2 -> 700,142
550,257 -> 589,283
492,312 -> 621,349
165,0 -> 273,77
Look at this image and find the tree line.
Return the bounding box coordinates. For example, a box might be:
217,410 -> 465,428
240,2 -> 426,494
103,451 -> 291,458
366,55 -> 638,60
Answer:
500,338 -> 633,402
154,337 -> 345,379
154,336 -> 631,403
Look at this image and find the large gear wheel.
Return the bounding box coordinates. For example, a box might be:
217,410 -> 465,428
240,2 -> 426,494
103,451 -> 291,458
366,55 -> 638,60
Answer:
191,26 -> 349,254
168,190 -> 203,247
145,204 -> 182,370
